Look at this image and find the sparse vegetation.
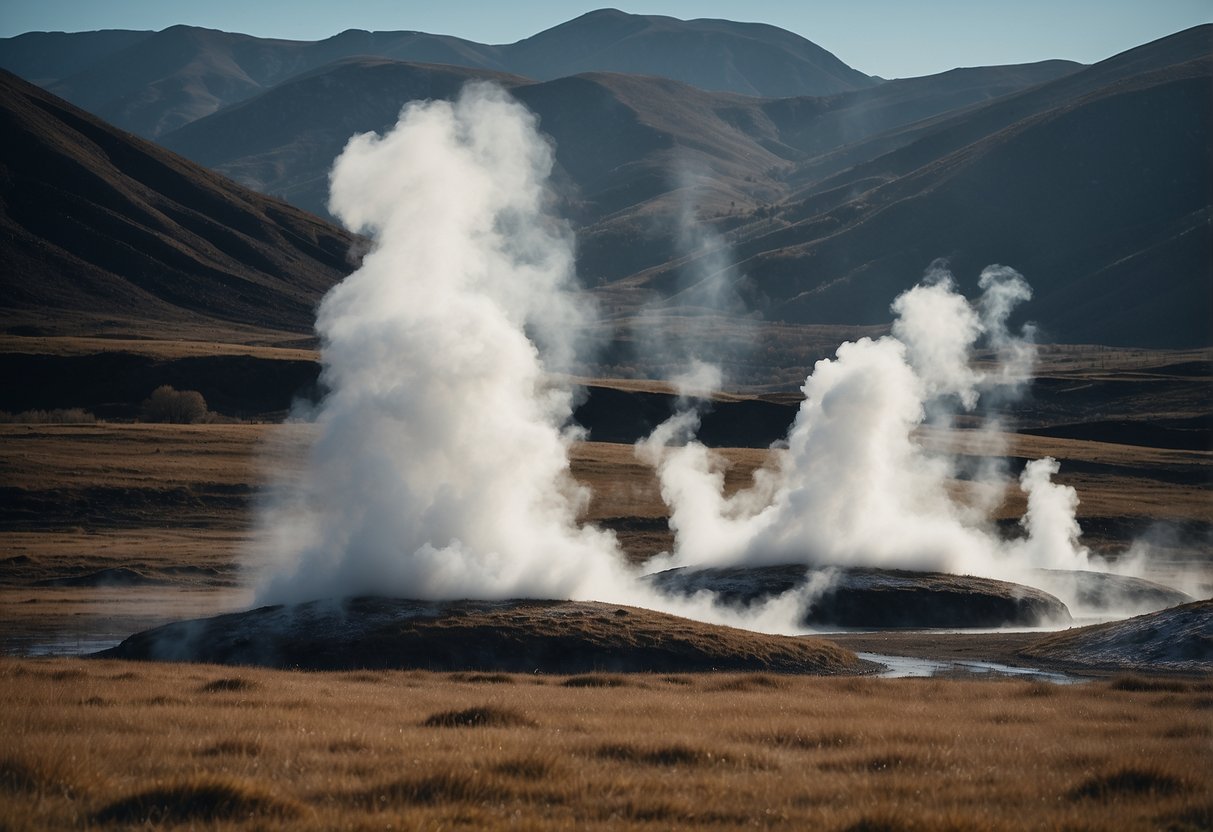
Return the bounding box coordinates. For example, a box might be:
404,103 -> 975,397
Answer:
0,408 -> 95,424
2,659 -> 1211,830
140,385 -> 209,424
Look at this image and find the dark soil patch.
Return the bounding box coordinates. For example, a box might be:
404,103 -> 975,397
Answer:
562,673 -> 632,688
448,672 -> 515,684
708,673 -> 789,692
343,772 -> 513,808
594,743 -> 713,767
493,756 -> 556,780
753,731 -> 855,750
34,567 -> 166,588
0,756 -> 75,796
93,778 -> 298,824
1069,767 -> 1190,800
421,706 -> 535,729
1108,675 -> 1198,693
196,740 -> 260,757
197,677 -> 258,694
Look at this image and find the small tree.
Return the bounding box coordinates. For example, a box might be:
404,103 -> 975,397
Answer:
140,385 -> 208,424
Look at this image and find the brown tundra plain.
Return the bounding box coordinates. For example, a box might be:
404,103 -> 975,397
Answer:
2,658 -> 1212,831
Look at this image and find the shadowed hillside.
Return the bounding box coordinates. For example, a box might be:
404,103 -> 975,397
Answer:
157,55 -> 1076,285
0,70 -> 354,341
645,27 -> 1213,347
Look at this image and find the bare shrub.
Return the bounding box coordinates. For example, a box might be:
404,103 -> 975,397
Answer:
140,386 -> 208,424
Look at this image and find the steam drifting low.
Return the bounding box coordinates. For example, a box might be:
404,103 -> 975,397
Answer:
251,84 -> 1103,626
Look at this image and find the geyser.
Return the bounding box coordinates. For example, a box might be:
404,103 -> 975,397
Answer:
252,84 -> 630,604
248,82 -> 1110,630
639,266 -> 1092,586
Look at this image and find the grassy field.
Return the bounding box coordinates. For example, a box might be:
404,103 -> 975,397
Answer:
1,412 -> 1209,651
0,345 -> 1209,829
2,658 -> 1210,831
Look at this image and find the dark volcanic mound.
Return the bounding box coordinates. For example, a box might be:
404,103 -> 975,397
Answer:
649,565 -> 1072,628
95,597 -> 866,674
1032,569 -> 1193,614
1020,599 -> 1212,673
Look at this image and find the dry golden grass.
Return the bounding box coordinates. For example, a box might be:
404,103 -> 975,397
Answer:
1,657 -> 1210,830
0,335 -> 319,361
919,426 -> 1213,529
1026,344 -> 1213,375
2,420 -> 1209,651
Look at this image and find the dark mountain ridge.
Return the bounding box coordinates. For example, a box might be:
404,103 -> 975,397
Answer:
0,9 -> 877,139
157,54 -> 1078,285
504,8 -> 875,97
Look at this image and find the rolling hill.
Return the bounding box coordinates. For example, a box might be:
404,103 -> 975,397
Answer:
502,8 -> 876,97
157,55 -> 1077,285
0,10 -> 877,139
0,70 -> 353,341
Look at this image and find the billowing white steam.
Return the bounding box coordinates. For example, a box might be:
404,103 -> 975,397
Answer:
639,267 -> 1091,583
253,84 -> 629,604
251,82 -> 1097,625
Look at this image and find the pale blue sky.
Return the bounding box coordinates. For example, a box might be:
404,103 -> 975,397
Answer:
1,0 -> 1209,79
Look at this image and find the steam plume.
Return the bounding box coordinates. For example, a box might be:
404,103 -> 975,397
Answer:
252,84 -> 629,604
640,267 -> 1091,582
248,83 -> 1105,629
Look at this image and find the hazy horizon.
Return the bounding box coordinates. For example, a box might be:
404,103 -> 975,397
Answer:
2,0 -> 1210,79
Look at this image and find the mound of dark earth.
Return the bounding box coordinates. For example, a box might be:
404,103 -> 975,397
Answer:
33,566 -> 168,588
1020,599 -> 1212,674
1032,569 -> 1193,614
649,565 -> 1071,628
95,597 -> 866,674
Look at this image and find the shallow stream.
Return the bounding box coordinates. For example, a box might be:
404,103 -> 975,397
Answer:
858,652 -> 1084,683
